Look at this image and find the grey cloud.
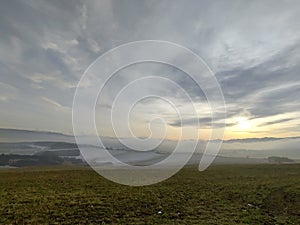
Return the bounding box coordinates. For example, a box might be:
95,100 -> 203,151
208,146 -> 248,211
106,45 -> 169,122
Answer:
0,0 -> 299,136
223,136 -> 300,144
216,42 -> 300,120
168,117 -> 235,129
257,118 -> 296,127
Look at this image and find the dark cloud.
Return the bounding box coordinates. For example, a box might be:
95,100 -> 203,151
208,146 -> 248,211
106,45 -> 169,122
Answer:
257,118 -> 295,127
168,117 -> 235,129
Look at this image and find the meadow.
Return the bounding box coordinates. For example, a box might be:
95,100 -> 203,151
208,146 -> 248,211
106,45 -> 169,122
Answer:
0,164 -> 299,224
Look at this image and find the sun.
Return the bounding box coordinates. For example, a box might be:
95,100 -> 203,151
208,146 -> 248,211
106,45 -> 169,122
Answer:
236,117 -> 251,130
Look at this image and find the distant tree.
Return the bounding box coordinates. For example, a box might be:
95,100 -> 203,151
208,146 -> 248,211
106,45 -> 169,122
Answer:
268,156 -> 294,164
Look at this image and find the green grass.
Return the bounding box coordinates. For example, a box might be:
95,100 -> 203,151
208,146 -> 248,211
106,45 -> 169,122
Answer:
0,164 -> 299,224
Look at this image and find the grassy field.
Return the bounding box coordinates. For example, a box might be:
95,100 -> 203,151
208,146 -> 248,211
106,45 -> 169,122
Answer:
0,164 -> 299,224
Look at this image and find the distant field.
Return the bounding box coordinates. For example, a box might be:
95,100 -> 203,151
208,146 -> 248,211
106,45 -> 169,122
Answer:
0,164 -> 299,224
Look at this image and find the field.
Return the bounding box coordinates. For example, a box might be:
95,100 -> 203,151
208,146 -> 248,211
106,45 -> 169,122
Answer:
0,164 -> 299,224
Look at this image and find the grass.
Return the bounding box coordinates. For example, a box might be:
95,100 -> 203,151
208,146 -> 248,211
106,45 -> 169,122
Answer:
0,164 -> 299,224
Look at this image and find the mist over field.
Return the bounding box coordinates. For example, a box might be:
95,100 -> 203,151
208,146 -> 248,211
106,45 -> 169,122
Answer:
0,129 -> 299,168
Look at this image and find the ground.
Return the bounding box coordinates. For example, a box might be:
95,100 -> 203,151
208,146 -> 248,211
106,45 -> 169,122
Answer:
0,164 -> 299,224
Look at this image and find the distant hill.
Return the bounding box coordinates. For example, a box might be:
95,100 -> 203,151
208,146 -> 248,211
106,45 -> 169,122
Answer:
0,141 -> 78,155
0,128 -> 299,160
0,128 -> 74,143
0,153 -> 64,167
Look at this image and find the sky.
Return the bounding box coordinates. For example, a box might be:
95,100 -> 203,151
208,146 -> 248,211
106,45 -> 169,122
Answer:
0,0 -> 300,141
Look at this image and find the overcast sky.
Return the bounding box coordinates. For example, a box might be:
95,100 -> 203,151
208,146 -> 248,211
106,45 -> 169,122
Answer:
0,0 -> 300,140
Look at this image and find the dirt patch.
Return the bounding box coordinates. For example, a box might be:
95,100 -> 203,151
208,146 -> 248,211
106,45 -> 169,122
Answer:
262,188 -> 300,216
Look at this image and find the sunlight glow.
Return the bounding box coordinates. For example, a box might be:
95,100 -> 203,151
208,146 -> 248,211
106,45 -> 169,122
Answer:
237,117 -> 251,130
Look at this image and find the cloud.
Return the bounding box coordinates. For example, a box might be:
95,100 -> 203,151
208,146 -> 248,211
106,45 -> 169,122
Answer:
257,118 -> 296,127
27,73 -> 77,89
41,97 -> 70,112
0,0 -> 299,138
0,82 -> 17,101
